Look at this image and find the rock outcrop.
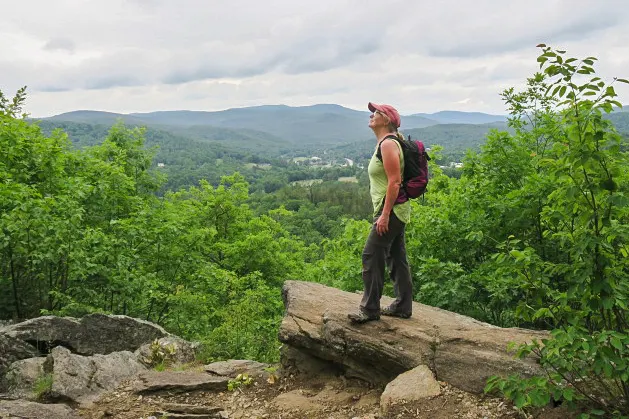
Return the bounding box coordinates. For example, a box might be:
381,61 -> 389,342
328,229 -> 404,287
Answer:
4,357 -> 47,399
0,399 -> 81,419
0,313 -> 200,414
279,280 -> 548,393
48,346 -> 147,406
1,313 -> 170,355
0,333 -> 39,389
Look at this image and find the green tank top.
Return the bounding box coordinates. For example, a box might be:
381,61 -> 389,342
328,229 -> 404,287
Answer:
367,138 -> 411,224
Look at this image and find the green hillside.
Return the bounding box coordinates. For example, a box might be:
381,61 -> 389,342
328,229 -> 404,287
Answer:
412,110 -> 507,124
43,104 -> 440,148
607,111 -> 629,133
46,110 -> 148,126
328,122 -> 511,163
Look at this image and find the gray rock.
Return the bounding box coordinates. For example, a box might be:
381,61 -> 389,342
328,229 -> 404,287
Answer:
4,357 -> 47,399
280,346 -> 344,377
134,371 -> 229,394
80,313 -> 170,354
0,399 -> 80,419
204,359 -> 270,378
2,316 -> 82,353
0,333 -> 39,390
2,313 -> 169,355
380,365 -> 441,413
279,280 -> 548,393
136,336 -> 199,367
49,346 -> 147,407
0,320 -> 15,328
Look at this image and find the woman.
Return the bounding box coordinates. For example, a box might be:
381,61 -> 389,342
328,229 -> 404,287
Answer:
348,102 -> 413,324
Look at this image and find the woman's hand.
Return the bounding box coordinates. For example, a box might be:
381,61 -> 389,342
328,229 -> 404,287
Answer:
376,213 -> 390,236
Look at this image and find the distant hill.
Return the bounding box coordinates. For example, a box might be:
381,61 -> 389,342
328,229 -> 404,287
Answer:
606,111 -> 629,134
329,122 -> 511,163
40,106 -> 629,158
46,110 -> 149,126
412,111 -> 507,125
36,119 -> 293,156
128,104 -> 438,145
44,105 -> 496,148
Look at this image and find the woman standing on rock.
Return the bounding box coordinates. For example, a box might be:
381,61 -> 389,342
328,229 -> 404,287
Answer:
348,102 -> 413,324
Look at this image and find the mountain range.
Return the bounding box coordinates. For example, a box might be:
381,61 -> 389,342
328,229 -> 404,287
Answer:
39,104 -> 628,158
43,105 -> 506,148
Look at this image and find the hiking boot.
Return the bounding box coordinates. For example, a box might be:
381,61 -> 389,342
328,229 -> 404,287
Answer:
381,306 -> 412,319
348,310 -> 380,324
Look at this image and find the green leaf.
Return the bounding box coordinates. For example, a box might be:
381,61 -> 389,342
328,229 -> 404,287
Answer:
603,362 -> 613,378
559,86 -> 567,97
563,388 -> 574,401
611,337 -> 623,351
514,393 -> 527,408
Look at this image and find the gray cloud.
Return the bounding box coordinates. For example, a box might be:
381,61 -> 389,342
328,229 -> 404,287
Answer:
1,0 -> 628,116
426,13 -> 619,58
43,38 -> 76,52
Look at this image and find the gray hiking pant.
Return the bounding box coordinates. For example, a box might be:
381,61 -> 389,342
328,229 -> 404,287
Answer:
359,211 -> 413,316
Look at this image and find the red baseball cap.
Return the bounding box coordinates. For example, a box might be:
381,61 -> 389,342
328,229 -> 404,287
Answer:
368,102 -> 401,128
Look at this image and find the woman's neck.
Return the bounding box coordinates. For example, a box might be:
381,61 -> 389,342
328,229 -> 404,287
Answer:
373,127 -> 396,143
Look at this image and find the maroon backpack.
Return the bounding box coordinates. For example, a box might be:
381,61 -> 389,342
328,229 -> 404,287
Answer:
376,134 -> 430,204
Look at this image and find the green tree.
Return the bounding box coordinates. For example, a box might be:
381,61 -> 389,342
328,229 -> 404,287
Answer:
483,45 -> 629,417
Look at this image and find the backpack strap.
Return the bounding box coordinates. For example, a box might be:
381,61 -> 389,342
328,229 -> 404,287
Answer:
376,134 -> 401,162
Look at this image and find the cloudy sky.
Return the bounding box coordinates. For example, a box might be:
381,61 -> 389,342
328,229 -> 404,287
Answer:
2,0 -> 628,117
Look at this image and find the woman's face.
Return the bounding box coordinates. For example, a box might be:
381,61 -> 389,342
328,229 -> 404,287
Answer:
368,110 -> 389,130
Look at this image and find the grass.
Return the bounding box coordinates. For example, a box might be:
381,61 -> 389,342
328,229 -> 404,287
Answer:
33,373 -> 53,400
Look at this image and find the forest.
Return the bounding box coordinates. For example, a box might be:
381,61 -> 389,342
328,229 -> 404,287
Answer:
2,45 -> 629,416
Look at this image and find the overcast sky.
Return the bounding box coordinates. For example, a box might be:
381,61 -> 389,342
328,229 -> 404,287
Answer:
2,0 -> 628,117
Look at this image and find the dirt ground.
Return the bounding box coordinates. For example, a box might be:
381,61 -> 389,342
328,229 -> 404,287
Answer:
78,369 -> 579,419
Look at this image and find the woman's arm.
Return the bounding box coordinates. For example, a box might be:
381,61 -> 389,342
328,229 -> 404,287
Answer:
376,139 -> 402,235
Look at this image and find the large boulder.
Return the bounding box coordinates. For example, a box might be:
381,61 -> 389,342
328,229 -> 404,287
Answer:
135,336 -> 199,367
0,400 -> 80,419
380,365 -> 441,413
4,357 -> 47,399
2,313 -> 169,355
48,346 -> 147,407
0,333 -> 39,390
279,280 -> 548,393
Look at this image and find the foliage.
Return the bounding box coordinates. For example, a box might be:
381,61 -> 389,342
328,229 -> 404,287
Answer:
0,103 -> 306,361
227,373 -> 254,391
0,86 -> 27,118
143,339 -> 177,370
479,45 -> 629,417
32,373 -> 53,400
